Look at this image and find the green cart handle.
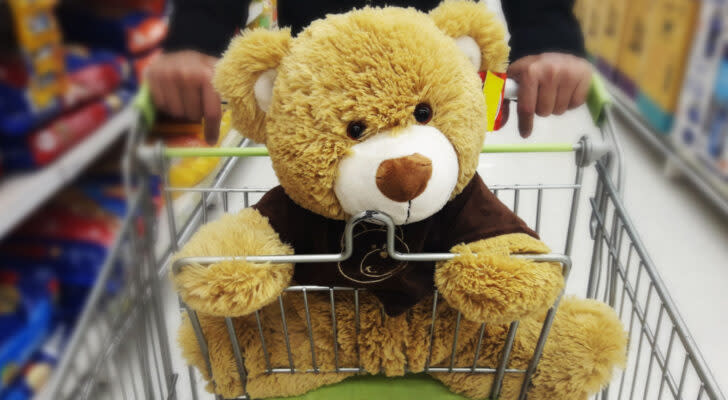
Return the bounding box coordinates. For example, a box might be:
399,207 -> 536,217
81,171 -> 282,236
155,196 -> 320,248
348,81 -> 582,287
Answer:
586,74 -> 612,127
133,83 -> 156,128
163,142 -> 580,158
134,75 -> 612,130
163,143 -> 581,158
504,75 -> 611,127
136,74 -> 612,158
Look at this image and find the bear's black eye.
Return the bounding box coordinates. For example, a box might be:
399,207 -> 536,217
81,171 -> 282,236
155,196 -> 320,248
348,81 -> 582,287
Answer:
347,121 -> 366,140
414,103 -> 432,124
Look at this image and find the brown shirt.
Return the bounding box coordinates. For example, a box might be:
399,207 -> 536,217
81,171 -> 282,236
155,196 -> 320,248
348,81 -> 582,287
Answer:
253,173 -> 537,316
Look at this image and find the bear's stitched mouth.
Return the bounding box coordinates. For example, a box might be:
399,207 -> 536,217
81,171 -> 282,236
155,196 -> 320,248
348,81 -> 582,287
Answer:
404,200 -> 412,224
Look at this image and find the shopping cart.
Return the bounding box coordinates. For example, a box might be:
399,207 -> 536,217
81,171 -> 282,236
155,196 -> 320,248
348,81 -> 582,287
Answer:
35,76 -> 726,400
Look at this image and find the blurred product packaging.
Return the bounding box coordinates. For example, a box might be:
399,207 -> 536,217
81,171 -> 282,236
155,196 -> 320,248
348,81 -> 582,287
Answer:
0,0 -> 168,173
576,0 -> 727,198
673,0 -> 728,195
0,148 -> 161,398
576,0 -> 700,133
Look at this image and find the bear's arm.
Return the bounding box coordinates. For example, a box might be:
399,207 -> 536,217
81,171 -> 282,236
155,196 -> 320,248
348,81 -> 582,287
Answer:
171,207 -> 294,317
432,175 -> 564,324
435,233 -> 564,324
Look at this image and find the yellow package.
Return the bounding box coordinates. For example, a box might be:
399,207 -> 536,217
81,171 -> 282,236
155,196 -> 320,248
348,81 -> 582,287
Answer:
583,0 -> 606,57
246,0 -> 277,29
28,75 -> 66,111
598,0 -> 631,69
10,9 -> 63,53
168,111 -> 233,192
616,0 -> 655,86
32,46 -> 65,76
636,0 -> 699,111
572,0 -> 589,29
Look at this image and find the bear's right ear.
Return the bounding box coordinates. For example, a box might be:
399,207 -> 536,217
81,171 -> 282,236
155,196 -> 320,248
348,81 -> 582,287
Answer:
213,28 -> 292,144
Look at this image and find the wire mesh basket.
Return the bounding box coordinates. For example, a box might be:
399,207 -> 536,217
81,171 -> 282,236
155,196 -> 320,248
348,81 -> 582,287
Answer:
36,80 -> 726,400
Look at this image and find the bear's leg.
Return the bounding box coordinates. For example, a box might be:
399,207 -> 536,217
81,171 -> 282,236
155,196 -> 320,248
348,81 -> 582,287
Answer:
178,298 -> 355,399
177,313 -> 247,398
431,297 -> 626,400
525,297 -> 627,400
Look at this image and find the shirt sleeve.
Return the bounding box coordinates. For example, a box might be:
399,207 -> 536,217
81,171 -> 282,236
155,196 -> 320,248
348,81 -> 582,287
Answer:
163,0 -> 249,57
501,0 -> 586,61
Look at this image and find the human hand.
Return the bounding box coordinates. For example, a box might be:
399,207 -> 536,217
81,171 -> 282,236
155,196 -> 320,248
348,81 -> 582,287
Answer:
505,53 -> 592,138
147,50 -> 222,144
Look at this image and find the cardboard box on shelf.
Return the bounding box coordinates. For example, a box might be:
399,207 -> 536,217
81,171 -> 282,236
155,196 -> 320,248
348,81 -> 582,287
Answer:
696,41 -> 728,186
583,0 -> 606,60
636,0 -> 700,133
593,0 -> 631,80
672,0 -> 725,153
573,0 -> 590,34
615,0 -> 654,98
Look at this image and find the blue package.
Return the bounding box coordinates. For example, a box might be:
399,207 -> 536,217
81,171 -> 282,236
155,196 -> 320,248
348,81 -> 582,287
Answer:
0,325 -> 65,400
0,268 -> 57,395
58,9 -> 167,56
0,49 -> 130,139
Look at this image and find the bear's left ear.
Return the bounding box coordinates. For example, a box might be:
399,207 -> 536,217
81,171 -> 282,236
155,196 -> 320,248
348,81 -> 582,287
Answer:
430,0 -> 510,73
213,28 -> 292,144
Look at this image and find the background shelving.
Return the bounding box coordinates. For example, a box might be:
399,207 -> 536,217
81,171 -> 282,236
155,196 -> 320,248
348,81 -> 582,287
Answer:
0,104 -> 138,240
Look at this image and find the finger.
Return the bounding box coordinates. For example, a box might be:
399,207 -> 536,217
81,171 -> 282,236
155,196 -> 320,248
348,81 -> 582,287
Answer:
569,74 -> 591,109
148,73 -> 167,112
201,54 -> 219,70
181,73 -> 203,121
554,73 -> 578,115
161,74 -> 185,118
507,55 -> 538,77
535,65 -> 558,117
202,84 -> 222,145
516,67 -> 538,138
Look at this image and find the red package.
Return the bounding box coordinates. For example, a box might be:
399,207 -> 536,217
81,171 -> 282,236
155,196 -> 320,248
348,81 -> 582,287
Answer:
28,101 -> 109,165
0,56 -> 29,88
63,63 -> 123,109
126,17 -> 168,54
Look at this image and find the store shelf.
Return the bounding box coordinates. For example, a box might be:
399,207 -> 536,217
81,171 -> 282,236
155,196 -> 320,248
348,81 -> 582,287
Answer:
603,77 -> 728,217
0,104 -> 138,239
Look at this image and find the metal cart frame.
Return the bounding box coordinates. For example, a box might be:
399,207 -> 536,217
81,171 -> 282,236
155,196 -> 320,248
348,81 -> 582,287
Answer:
35,80 -> 726,400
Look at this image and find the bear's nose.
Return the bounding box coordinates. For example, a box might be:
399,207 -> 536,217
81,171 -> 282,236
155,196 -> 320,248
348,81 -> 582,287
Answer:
376,153 -> 433,202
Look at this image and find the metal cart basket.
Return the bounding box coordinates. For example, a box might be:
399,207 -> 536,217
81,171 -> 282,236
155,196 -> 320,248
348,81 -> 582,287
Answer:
36,78 -> 726,400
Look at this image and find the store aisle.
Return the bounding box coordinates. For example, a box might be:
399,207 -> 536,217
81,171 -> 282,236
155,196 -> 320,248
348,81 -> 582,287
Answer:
487,104 -> 728,391
612,114 -> 728,387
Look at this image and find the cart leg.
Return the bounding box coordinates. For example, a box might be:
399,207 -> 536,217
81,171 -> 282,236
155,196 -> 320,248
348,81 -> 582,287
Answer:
188,365 -> 199,400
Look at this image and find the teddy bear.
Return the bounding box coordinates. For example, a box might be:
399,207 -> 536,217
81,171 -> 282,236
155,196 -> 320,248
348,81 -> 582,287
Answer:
170,1 -> 627,399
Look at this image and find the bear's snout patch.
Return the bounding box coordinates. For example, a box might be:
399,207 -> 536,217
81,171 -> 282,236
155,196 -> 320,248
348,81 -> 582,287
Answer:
333,125 -> 458,225
376,153 -> 433,202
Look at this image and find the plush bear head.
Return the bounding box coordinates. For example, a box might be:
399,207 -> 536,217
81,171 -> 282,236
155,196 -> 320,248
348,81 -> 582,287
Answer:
214,0 -> 509,225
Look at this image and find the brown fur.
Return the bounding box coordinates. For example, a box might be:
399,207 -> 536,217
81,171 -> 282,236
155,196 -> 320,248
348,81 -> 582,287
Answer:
173,2 -> 627,399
